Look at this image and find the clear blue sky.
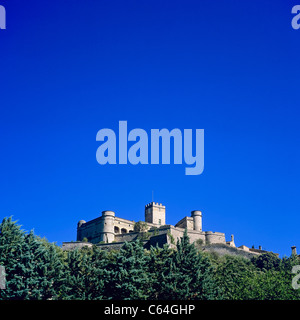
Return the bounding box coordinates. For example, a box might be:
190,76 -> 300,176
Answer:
0,0 -> 299,257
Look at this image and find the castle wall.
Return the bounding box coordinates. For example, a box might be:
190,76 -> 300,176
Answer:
145,233 -> 169,249
97,240 -> 149,251
204,231 -> 226,244
112,226 -> 226,248
202,244 -> 260,259
163,225 -> 225,246
62,241 -> 93,251
115,232 -> 139,242
175,217 -> 194,230
77,217 -> 103,243
114,217 -> 135,234
77,215 -> 136,244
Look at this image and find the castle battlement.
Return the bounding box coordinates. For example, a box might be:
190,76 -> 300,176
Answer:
145,202 -> 165,208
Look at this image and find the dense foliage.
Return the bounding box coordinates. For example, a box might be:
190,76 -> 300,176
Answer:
0,217 -> 299,300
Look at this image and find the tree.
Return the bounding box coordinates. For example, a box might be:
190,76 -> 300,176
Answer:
62,246 -> 108,300
133,221 -> 148,232
0,217 -> 25,299
0,217 -> 65,300
158,229 -> 221,300
215,255 -> 257,300
251,252 -> 281,271
147,243 -> 173,299
103,240 -> 151,299
215,252 -> 300,300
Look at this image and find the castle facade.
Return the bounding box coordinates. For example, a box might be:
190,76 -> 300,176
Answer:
76,202 -> 226,246
59,201 -> 280,259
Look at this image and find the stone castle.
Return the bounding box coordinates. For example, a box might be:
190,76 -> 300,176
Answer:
62,202 -> 278,259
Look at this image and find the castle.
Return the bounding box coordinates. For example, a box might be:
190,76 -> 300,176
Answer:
62,202 -> 277,259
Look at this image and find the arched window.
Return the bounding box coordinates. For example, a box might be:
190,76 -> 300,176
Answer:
114,226 -> 120,234
121,228 -> 127,234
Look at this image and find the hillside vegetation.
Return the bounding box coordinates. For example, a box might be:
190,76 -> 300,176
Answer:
0,217 -> 299,300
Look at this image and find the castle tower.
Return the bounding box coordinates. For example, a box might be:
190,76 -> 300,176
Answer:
145,202 -> 166,226
100,210 -> 115,243
191,210 -> 202,231
76,220 -> 86,241
291,246 -> 297,256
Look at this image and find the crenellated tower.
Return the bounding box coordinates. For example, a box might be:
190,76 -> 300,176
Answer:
145,202 -> 166,226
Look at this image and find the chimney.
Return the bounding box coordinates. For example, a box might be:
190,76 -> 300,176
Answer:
291,246 -> 297,256
259,245 -> 262,250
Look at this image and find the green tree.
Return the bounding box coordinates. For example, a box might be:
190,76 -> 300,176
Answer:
103,240 -> 151,299
147,243 -> 173,299
62,246 -> 108,300
246,269 -> 300,300
0,217 -> 25,299
0,217 -> 65,300
215,255 -> 257,300
247,254 -> 300,300
134,221 -> 148,232
159,230 -> 221,300
251,252 -> 281,271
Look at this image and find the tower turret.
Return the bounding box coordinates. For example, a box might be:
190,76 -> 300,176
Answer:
145,202 -> 166,226
76,220 -> 86,241
100,210 -> 115,243
191,210 -> 202,231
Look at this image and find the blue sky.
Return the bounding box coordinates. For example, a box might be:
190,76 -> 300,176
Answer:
0,0 -> 299,257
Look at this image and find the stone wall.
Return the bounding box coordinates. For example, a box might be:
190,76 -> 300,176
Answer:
201,243 -> 259,259
164,225 -> 225,246
62,241 -> 93,251
175,216 -> 194,230
77,215 -> 136,244
144,233 -> 170,249
114,217 -> 135,235
77,217 -> 103,243
204,231 -> 226,244
115,231 -> 139,242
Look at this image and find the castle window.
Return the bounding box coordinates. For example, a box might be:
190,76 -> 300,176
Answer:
114,226 -> 120,234
121,228 -> 127,234
159,219 -> 161,225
